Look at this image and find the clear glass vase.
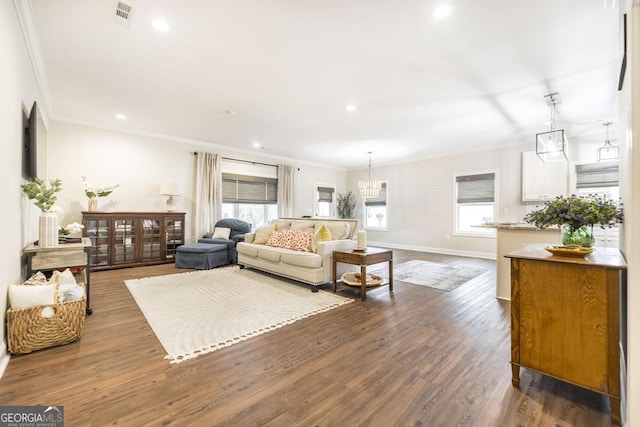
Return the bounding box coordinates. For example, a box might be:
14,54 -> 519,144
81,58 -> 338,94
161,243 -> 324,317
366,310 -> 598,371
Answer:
562,226 -> 595,248
88,197 -> 97,212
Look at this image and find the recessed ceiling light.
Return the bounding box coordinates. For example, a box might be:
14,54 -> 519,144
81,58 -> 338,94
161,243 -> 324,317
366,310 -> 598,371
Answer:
225,110 -> 236,115
346,104 -> 357,112
152,19 -> 170,32
253,142 -> 261,148
115,114 -> 126,120
433,4 -> 452,19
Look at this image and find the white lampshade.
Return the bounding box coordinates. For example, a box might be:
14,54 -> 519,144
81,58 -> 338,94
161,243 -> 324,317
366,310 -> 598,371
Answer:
160,182 -> 180,195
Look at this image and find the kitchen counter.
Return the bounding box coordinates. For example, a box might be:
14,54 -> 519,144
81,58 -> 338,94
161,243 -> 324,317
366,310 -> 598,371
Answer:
487,223 -> 561,300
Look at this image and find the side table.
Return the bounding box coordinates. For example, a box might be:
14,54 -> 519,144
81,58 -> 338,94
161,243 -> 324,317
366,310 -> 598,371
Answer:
24,237 -> 93,315
332,247 -> 393,301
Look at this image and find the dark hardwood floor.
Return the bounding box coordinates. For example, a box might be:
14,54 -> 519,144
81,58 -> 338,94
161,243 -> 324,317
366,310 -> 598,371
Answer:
0,250 -> 615,426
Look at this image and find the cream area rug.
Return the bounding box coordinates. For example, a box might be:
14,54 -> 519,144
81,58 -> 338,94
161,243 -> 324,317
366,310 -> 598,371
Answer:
125,267 -> 352,364
370,259 -> 487,291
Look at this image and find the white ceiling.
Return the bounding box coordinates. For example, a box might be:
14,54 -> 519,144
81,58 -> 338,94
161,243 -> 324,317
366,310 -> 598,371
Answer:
27,0 -> 620,169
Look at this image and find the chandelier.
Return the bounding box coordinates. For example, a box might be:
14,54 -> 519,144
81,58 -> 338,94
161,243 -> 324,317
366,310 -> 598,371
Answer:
536,92 -> 568,162
597,122 -> 619,162
358,152 -> 382,199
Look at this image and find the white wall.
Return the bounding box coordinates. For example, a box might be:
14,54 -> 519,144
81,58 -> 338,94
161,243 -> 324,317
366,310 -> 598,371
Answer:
345,135 -> 619,259
621,2 -> 639,425
0,0 -> 47,376
47,121 -> 348,244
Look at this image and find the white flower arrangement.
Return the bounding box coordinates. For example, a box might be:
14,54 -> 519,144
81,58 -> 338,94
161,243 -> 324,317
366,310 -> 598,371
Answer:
59,222 -> 85,236
82,176 -> 119,198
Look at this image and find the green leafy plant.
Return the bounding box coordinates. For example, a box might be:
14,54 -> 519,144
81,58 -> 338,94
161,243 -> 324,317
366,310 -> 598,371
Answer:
337,191 -> 357,219
21,177 -> 62,212
524,194 -> 624,232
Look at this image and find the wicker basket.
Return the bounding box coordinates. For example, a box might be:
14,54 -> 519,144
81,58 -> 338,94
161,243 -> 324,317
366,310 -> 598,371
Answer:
6,297 -> 86,354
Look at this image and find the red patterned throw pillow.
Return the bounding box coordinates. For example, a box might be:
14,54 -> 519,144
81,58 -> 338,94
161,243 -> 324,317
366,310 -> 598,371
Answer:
289,229 -> 312,252
265,229 -> 311,252
266,230 -> 287,248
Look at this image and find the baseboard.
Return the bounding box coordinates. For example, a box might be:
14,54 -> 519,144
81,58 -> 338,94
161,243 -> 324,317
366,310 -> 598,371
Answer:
0,341 -> 10,380
367,240 -> 497,260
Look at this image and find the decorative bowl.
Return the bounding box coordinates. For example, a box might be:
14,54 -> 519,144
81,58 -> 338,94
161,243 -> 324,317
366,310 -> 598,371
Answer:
544,245 -> 594,258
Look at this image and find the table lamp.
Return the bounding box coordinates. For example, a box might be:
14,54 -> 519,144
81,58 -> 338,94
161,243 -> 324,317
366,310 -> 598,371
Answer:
160,182 -> 180,212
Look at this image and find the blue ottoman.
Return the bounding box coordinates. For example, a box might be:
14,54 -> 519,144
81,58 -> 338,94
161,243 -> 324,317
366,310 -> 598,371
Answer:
175,243 -> 229,270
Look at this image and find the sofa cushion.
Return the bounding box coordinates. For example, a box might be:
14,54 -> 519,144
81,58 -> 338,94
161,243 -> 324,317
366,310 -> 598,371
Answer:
317,221 -> 351,240
253,224 -> 276,244
177,243 -> 227,253
290,221 -> 315,234
281,252 -> 323,268
238,243 -> 259,257
197,238 -> 236,249
273,219 -> 292,231
311,225 -> 332,252
258,247 -> 282,263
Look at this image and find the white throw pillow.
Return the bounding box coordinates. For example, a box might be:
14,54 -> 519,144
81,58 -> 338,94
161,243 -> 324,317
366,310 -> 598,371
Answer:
212,227 -> 232,239
48,268 -> 77,286
9,283 -> 57,309
58,284 -> 85,302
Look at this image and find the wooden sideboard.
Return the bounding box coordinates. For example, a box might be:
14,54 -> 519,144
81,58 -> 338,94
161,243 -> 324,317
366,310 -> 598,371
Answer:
506,244 -> 627,425
82,212 -> 185,270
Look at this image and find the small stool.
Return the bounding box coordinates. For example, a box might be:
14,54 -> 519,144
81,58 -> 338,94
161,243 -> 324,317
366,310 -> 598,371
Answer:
175,243 -> 229,270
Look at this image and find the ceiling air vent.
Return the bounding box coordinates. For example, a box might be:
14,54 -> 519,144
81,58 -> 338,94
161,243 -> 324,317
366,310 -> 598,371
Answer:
115,2 -> 132,25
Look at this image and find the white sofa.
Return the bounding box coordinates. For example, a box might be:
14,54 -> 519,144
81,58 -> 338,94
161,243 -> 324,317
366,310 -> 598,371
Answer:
237,218 -> 359,290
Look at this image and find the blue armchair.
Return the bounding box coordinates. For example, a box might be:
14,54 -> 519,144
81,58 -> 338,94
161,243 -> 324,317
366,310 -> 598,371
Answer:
198,218 -> 251,263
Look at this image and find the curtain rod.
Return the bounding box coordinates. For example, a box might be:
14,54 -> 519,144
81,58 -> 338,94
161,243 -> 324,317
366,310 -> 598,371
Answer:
192,152 -> 278,168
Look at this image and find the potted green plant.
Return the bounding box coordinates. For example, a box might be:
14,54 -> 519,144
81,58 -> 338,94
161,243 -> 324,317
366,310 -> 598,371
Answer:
337,191 -> 357,219
524,194 -> 624,247
21,177 -> 63,247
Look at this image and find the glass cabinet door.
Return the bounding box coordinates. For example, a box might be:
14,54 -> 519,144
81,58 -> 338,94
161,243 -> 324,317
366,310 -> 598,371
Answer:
85,218 -> 110,267
142,218 -> 162,261
165,217 -> 184,259
113,219 -> 135,264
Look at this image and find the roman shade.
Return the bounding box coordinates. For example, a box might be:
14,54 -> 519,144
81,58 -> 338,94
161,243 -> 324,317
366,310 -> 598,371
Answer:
222,173 -> 277,204
317,187 -> 334,203
576,162 -> 619,188
456,173 -> 495,203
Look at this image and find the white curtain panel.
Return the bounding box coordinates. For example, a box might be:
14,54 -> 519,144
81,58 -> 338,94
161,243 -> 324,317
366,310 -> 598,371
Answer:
277,164 -> 295,218
195,152 -> 222,238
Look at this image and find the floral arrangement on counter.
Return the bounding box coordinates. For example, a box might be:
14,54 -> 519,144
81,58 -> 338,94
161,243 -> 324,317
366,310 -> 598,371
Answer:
524,194 -> 624,233
21,177 -> 62,212
59,222 -> 85,236
82,176 -> 119,198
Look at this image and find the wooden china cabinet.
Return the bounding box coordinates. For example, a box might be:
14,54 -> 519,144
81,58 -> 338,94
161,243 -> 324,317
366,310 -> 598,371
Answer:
82,211 -> 185,270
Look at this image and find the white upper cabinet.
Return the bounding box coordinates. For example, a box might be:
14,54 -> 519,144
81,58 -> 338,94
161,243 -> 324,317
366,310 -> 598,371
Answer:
521,151 -> 568,201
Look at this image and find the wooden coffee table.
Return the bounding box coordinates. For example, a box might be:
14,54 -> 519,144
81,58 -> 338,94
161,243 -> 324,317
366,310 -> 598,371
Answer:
332,247 -> 393,301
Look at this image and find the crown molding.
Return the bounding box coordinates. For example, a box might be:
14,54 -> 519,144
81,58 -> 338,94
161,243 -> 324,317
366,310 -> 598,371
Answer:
13,0 -> 51,121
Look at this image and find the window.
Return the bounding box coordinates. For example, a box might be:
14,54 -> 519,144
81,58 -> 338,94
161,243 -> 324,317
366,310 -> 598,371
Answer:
315,185 -> 335,218
455,172 -> 496,236
364,182 -> 387,230
573,162 -> 620,199
221,173 -> 278,229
